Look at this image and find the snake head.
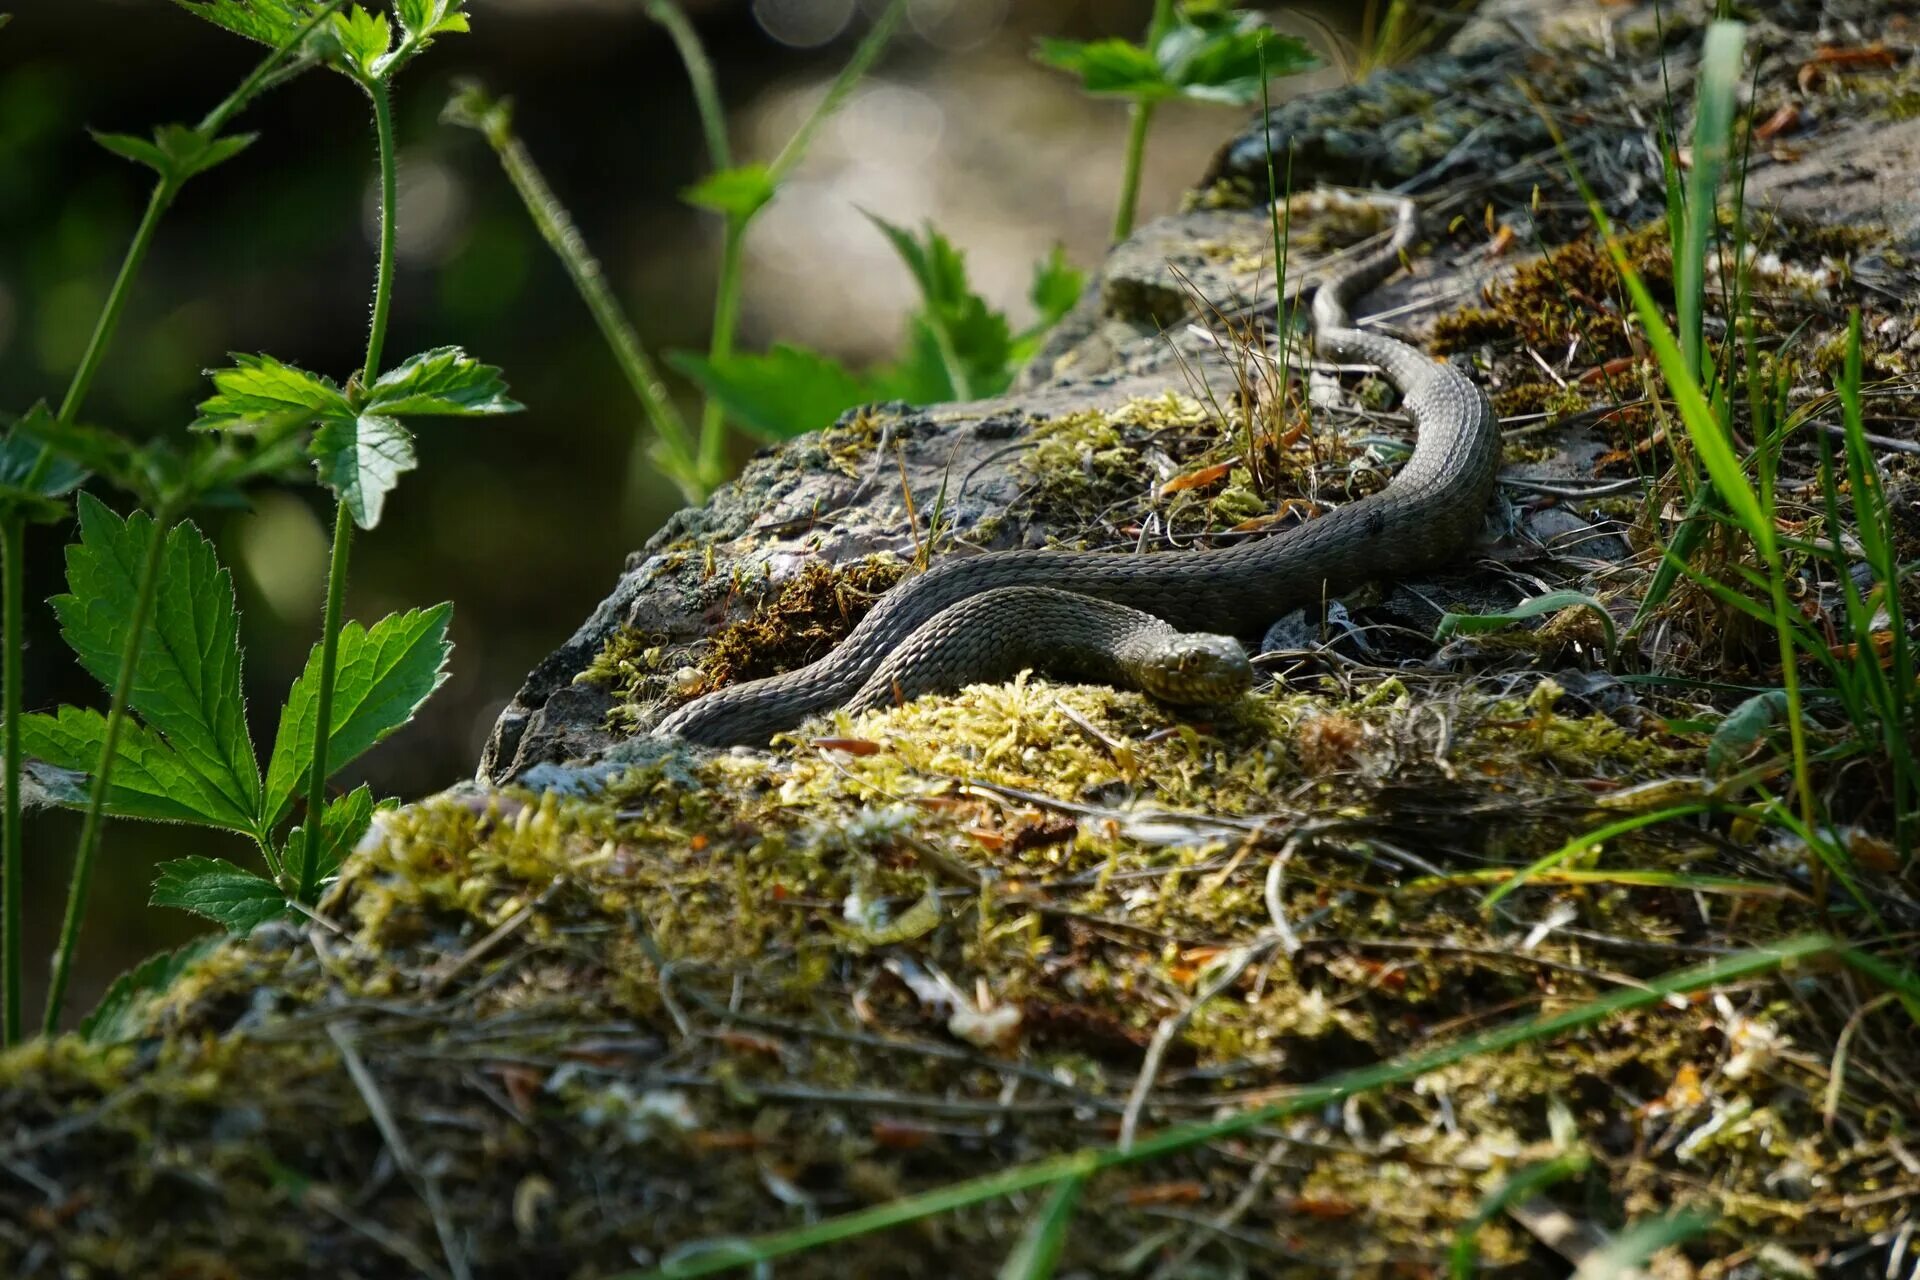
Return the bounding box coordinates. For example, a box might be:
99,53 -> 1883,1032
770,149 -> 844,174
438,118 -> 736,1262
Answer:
1138,632 -> 1253,706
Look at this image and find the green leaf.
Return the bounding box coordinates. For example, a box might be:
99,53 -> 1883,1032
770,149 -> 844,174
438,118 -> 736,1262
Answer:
0,404 -> 88,523
283,784 -> 377,887
1033,37 -> 1172,100
330,4 -> 391,76
681,165 -> 776,219
92,125 -> 256,183
1434,590 -> 1617,657
310,412 -> 415,529
1571,1209 -> 1714,1280
193,352 -> 351,432
1034,15 -> 1314,107
397,0 -> 469,38
1156,12 -> 1313,106
172,0 -> 318,46
263,604 -> 453,829
81,936 -> 224,1044
669,346 -> 874,443
21,707 -> 257,831
51,494 -> 262,826
864,214 -> 1015,401
997,1175 -> 1082,1280
1708,690 -> 1790,774
363,346 -> 523,417
151,857 -> 288,934
1027,245 -> 1084,328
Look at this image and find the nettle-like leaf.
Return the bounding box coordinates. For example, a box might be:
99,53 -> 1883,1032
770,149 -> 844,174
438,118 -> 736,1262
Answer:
670,345 -> 874,443
172,0 -> 326,47
92,124 -> 256,185
397,0 -> 471,38
263,604 -> 453,829
1027,244 -> 1085,327
151,856 -> 288,934
1036,9 -> 1314,107
310,412 -> 416,529
1033,37 -> 1168,98
0,403 -> 88,523
193,352 -> 350,432
81,936 -> 223,1044
21,706 -> 257,832
866,213 -> 1014,401
283,784 -> 377,889
329,4 -> 392,77
51,494 -> 263,826
363,346 -> 522,417
681,164 -> 777,220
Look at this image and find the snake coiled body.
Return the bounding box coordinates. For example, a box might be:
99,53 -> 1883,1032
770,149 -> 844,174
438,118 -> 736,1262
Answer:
656,196 -> 1500,746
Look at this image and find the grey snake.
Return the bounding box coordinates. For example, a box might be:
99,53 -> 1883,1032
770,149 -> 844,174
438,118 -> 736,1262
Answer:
655,195 -> 1500,746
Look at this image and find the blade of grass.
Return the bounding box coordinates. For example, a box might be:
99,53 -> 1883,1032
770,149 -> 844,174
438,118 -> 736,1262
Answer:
1477,803 -> 1714,912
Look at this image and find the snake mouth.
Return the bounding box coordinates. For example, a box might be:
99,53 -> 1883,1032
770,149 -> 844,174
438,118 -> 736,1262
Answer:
1137,632 -> 1254,706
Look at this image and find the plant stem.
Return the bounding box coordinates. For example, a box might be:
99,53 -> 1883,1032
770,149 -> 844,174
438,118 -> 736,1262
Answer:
41,503 -> 173,1034
1,517 -> 22,1047
1112,99 -> 1156,243
464,97 -> 701,497
295,76 -> 398,905
361,82 -> 398,380
643,0 -> 730,172
297,499 -> 354,905
696,214 -> 746,486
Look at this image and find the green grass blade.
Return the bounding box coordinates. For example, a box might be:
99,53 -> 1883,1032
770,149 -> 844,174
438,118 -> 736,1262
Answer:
1478,804 -> 1713,912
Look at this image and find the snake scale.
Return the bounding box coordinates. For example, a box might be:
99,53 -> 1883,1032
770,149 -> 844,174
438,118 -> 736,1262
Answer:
655,195 -> 1501,746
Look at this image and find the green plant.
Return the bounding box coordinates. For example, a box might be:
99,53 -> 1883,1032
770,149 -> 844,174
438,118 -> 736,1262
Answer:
0,0 -> 349,1046
671,222 -> 1085,442
448,1 -> 918,501
6,0 -> 522,1039
1034,0 -> 1315,242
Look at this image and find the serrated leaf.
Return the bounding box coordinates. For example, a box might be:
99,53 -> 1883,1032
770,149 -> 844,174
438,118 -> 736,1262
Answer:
0,404 -> 88,523
81,936 -> 223,1044
669,346 -> 874,443
330,4 -> 391,76
263,604 -> 453,829
1035,15 -> 1314,107
363,346 -> 522,417
151,857 -> 288,934
864,214 -> 1015,401
310,412 -> 415,528
91,130 -> 171,173
51,494 -> 262,826
283,784 -> 376,887
681,164 -> 776,219
193,352 -> 350,432
1033,37 -> 1172,99
1027,245 -> 1084,327
397,0 -> 468,38
9,401 -> 162,500
173,0 -> 318,46
20,707 -> 257,830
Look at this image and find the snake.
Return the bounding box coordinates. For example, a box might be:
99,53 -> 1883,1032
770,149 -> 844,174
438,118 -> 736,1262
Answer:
654,195 -> 1501,747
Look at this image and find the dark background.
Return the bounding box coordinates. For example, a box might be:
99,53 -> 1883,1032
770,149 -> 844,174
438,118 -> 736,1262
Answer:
1,0 -> 1362,1022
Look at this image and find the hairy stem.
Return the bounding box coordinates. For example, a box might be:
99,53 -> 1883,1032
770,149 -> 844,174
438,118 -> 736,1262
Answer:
41,504 -> 173,1034
696,214 -> 746,486
361,82 -> 398,380
297,500 -> 354,905
468,101 -> 701,497
1112,99 -> 1156,243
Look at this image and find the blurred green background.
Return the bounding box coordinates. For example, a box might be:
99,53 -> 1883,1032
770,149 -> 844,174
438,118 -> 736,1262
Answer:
1,0 -> 1360,1022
